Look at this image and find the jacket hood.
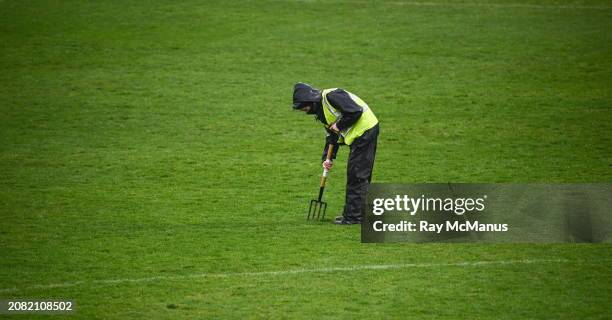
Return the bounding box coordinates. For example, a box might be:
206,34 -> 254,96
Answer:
292,83 -> 322,109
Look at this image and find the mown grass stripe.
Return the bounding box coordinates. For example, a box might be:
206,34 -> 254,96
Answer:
286,0 -> 612,10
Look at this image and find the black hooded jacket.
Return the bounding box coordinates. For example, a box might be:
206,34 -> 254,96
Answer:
293,83 -> 365,160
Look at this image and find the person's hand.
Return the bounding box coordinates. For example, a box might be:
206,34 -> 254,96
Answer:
329,122 -> 339,133
322,159 -> 333,170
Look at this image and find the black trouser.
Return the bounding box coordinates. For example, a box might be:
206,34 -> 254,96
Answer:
343,124 -> 379,221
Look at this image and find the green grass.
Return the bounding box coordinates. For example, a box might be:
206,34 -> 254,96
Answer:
1,0 -> 611,318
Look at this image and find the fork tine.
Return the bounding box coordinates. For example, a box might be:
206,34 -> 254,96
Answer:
320,202 -> 327,220
308,200 -> 314,220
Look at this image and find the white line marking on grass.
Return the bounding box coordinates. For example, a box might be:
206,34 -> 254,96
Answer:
1,258 -> 608,293
285,0 -> 612,10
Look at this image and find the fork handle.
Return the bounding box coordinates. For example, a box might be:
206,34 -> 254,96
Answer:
320,144 -> 335,187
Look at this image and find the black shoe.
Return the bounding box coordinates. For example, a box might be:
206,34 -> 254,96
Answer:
334,218 -> 361,225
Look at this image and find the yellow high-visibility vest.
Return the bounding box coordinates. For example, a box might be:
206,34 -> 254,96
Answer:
321,88 -> 378,145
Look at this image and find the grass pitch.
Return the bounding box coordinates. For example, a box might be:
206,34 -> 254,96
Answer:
1,0 -> 611,319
